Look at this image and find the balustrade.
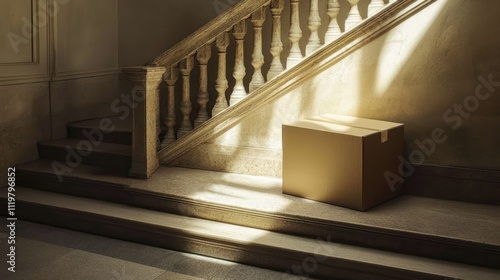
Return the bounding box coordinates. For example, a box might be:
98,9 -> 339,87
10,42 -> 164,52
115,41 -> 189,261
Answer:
212,32 -> 230,116
162,65 -> 178,146
229,20 -> 248,105
195,44 -> 212,127
250,7 -> 267,92
121,0 -> 400,178
287,0 -> 303,68
133,0 -> 393,160
306,0 -> 322,55
268,0 -> 285,80
178,55 -> 194,138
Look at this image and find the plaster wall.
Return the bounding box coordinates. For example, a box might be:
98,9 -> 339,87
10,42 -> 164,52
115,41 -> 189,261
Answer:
0,0 -> 119,184
50,0 -> 120,138
174,0 -> 500,177
118,0 -> 237,67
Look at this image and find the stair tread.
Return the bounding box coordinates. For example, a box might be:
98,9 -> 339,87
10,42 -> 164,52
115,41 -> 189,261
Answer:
68,116 -> 132,133
38,138 -> 131,156
16,160 -> 500,250
3,187 -> 499,279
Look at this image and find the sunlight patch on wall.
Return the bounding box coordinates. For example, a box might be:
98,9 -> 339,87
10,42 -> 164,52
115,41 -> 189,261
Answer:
372,0 -> 446,97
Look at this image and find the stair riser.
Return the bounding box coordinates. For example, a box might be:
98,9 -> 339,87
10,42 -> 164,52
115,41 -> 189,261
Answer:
37,144 -> 130,172
67,126 -> 132,146
16,170 -> 500,269
405,165 -> 500,205
3,199 -> 451,280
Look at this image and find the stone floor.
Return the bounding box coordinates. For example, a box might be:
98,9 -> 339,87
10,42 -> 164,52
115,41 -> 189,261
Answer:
0,221 -> 311,280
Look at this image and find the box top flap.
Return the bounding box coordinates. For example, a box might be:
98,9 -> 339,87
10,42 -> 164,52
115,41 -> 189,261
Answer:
309,114 -> 403,131
283,119 -> 378,137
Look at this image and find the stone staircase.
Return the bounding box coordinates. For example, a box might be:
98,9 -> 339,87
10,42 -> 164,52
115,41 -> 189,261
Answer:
36,117 -> 133,176
2,118 -> 500,279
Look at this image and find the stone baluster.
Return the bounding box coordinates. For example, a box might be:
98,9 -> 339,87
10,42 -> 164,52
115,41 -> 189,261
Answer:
325,0 -> 342,43
287,0 -> 303,68
212,32 -> 230,116
162,65 -> 179,147
345,0 -> 363,31
306,0 -> 322,55
195,44 -> 212,127
268,0 -> 285,80
249,7 -> 266,92
368,0 -> 386,17
122,66 -> 165,179
178,55 -> 194,138
229,20 -> 248,106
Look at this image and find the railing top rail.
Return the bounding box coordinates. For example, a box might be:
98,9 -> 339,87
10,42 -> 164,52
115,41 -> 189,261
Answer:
148,0 -> 270,68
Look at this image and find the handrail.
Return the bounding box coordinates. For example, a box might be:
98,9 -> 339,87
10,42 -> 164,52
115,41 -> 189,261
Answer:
156,0 -> 437,164
148,0 -> 270,68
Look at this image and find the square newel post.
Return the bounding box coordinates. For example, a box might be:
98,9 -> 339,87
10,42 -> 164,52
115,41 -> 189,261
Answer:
122,66 -> 165,179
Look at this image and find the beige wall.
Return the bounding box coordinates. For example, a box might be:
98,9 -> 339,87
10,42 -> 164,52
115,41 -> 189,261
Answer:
50,0 -> 119,138
176,0 -> 500,176
0,0 -> 119,183
118,0 -> 238,67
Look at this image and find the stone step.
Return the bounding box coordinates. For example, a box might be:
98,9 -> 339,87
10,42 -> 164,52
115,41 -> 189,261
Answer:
37,139 -> 131,173
67,116 -> 132,145
14,160 -> 500,270
1,187 -> 499,280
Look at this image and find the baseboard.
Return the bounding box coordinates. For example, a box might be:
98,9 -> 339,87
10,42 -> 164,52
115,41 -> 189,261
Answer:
404,164 -> 500,205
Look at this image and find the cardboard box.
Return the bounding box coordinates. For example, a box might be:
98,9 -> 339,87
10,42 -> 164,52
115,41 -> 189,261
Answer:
282,114 -> 404,211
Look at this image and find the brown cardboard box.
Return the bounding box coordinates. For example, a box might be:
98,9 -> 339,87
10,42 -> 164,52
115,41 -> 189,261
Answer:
282,114 -> 404,211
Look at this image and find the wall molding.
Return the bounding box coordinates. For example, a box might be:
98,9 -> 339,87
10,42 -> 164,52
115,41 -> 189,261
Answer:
1,0 -> 120,86
0,0 -> 38,66
0,0 -> 51,83
51,68 -> 120,81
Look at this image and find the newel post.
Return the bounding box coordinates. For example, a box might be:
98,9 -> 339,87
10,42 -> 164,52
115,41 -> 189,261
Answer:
122,67 -> 165,179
